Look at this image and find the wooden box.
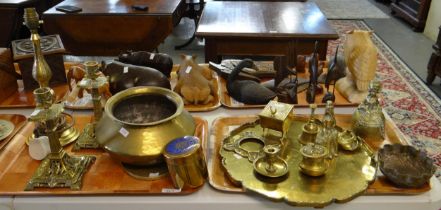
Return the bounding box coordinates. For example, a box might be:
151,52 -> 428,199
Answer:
11,34 -> 67,90
0,48 -> 18,101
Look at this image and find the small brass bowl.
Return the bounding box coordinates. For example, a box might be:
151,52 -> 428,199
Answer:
378,144 -> 435,188
337,130 -> 359,151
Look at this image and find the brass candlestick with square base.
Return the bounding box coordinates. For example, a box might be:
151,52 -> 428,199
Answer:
72,61 -> 108,151
23,7 -> 95,191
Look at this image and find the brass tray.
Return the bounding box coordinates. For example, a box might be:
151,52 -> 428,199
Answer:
0,115 -> 208,195
208,115 -> 430,197
218,67 -> 358,109
64,64 -> 221,112
0,114 -> 27,151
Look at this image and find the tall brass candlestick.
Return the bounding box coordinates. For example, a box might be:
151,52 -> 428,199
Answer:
24,8 -> 95,191
72,61 -> 108,150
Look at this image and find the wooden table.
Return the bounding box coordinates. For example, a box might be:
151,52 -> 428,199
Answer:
196,1 -> 338,70
43,0 -> 185,56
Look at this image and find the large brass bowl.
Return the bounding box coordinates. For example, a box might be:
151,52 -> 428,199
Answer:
95,87 -> 195,165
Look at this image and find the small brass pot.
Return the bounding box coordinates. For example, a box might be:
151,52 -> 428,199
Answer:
96,87 -> 195,165
299,144 -> 329,177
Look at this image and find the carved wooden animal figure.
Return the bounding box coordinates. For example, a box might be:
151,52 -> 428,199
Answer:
226,59 -> 276,105
66,64 -> 112,100
117,51 -> 173,78
102,61 -> 171,94
344,30 -> 378,91
174,55 -> 215,105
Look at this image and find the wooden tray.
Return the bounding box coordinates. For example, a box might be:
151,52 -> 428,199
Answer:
208,114 -> 431,195
0,84 -> 69,109
218,68 -> 357,109
0,114 -> 27,151
64,63 -> 221,112
0,115 -> 208,195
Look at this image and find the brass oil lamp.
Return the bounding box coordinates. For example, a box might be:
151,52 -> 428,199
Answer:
23,8 -> 95,190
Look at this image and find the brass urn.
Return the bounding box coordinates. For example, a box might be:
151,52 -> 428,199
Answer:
95,87 -> 195,165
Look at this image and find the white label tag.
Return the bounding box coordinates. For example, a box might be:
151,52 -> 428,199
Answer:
233,153 -> 242,159
185,66 -> 192,74
149,172 -> 159,177
30,109 -> 40,117
161,188 -> 181,193
149,53 -> 155,60
123,67 -> 129,74
269,30 -> 278,33
119,127 -> 129,138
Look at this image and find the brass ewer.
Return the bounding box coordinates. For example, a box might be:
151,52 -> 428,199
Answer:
352,81 -> 385,143
23,8 -> 95,191
73,61 -> 108,150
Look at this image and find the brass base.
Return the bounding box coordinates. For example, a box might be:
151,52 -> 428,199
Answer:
72,123 -> 100,151
25,151 -> 95,190
59,126 -> 80,146
122,162 -> 169,180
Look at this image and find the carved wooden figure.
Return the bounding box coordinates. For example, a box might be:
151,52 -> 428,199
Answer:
336,30 -> 378,103
174,54 -> 215,105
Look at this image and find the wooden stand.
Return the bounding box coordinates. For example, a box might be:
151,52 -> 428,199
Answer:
11,34 -> 67,90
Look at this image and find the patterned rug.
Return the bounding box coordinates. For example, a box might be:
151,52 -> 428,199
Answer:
329,20 -> 441,182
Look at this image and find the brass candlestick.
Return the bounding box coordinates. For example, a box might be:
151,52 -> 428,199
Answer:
24,8 -> 95,191
73,61 -> 108,150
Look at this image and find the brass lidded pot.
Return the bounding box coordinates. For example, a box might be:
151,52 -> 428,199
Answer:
95,87 -> 195,165
163,136 -> 207,189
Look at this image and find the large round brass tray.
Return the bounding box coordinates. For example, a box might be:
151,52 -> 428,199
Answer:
220,117 -> 377,207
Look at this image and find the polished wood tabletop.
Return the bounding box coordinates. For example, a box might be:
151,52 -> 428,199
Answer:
44,0 -> 182,15
196,1 -> 337,38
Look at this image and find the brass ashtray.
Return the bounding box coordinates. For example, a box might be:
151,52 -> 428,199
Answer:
378,144 -> 435,188
337,130 -> 360,151
253,145 -> 288,178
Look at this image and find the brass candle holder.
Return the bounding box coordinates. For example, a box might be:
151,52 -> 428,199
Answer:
72,61 -> 108,150
23,8 -> 95,190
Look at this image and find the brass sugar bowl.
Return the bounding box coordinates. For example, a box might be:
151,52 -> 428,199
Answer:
95,87 -> 195,165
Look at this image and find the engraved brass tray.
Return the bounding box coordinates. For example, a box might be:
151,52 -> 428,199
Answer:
209,114 -> 430,206
219,115 -> 376,207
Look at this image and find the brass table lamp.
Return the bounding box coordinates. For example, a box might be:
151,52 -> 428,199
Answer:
23,8 -> 95,190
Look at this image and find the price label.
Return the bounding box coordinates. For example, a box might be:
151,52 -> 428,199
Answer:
149,172 -> 159,177
150,53 -> 155,60
185,66 -> 192,74
119,127 -> 129,138
269,30 -> 278,33
123,67 -> 129,74
30,109 -> 40,117
161,188 -> 181,193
